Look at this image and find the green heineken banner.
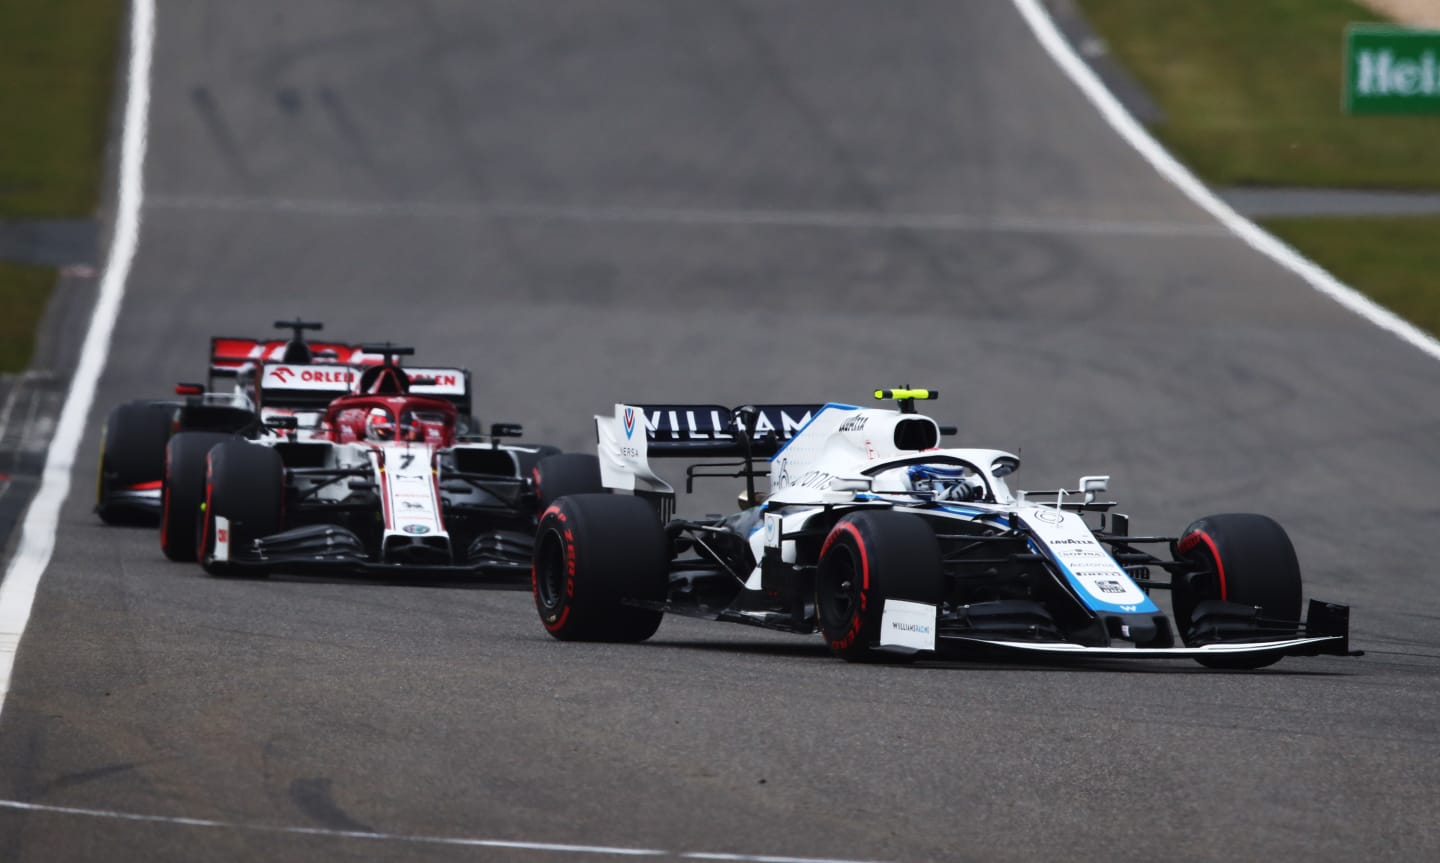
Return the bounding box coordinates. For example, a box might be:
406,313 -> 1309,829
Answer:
1345,24 -> 1440,115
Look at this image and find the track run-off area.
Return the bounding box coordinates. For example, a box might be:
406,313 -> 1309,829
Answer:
2,2 -> 1438,861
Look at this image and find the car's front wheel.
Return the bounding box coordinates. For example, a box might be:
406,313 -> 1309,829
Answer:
532,453 -> 603,514
200,440 -> 284,577
1174,512 -> 1303,669
816,510 -> 944,662
159,431 -> 232,561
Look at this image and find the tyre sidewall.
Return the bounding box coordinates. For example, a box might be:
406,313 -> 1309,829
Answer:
816,510 -> 943,661
160,431 -> 231,561
533,494 -> 666,642
201,440 -> 284,576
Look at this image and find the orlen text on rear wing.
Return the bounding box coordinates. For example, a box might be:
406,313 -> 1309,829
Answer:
256,362 -> 356,409
209,336 -> 366,383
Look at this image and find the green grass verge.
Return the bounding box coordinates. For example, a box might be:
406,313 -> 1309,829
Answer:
0,0 -> 124,217
1078,0 -> 1440,189
0,263 -> 57,372
1264,216 -> 1440,335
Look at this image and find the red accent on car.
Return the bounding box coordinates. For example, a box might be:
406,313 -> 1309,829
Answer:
1187,530 -> 1227,601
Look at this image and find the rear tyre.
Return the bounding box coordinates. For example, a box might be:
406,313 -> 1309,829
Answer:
160,431 -> 232,561
95,401 -> 175,525
200,440 -> 284,577
1175,513 -> 1303,670
533,453 -> 603,513
816,510 -> 944,662
533,494 -> 667,642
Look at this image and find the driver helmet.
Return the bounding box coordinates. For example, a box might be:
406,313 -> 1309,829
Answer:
366,408 -> 396,441
907,464 -> 984,502
367,408 -> 423,442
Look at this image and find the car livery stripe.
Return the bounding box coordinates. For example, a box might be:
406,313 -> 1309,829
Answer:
768,403 -> 858,460
374,450 -> 392,530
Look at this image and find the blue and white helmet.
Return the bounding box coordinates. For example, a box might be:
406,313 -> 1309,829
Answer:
906,464 -> 985,502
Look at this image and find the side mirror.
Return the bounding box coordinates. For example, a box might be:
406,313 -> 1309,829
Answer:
267,416 -> 300,431
175,382 -> 205,396
829,477 -> 871,493
1079,474 -> 1109,504
490,423 -> 523,439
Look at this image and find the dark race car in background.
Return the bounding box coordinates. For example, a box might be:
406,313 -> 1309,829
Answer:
532,390 -> 1357,669
95,319 -> 354,524
160,345 -> 600,581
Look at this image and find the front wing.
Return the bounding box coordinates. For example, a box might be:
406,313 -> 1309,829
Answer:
208,522 -> 532,582
882,599 -> 1358,661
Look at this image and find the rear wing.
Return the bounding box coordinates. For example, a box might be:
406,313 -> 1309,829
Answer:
256,362 -> 356,409
595,402 -> 822,495
209,336 -> 366,381
254,361 -> 474,416
608,403 -> 823,458
404,367 -> 473,420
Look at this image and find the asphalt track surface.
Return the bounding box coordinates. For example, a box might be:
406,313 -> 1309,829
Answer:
3,2 -> 1439,861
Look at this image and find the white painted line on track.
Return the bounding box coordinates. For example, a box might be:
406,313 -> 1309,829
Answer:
145,193 -> 1227,238
0,0 -> 154,711
1011,0 -> 1440,361
0,799 -> 893,863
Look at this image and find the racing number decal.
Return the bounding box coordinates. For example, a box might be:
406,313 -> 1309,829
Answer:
400,452 -> 416,469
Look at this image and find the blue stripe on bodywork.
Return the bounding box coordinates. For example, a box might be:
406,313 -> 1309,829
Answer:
768,403 -> 858,461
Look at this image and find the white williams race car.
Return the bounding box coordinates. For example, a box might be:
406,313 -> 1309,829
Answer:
532,390 -> 1357,668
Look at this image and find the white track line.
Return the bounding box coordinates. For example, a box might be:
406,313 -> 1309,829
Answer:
0,799 -> 892,863
145,192 -> 1226,238
0,0 -> 153,708
1011,0 -> 1440,362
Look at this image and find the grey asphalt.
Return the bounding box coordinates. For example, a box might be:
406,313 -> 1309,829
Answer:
2,2 -> 1438,862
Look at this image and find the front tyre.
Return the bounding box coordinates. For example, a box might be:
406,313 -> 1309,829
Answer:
1175,513 -> 1303,670
532,453 -> 604,513
816,510 -> 944,662
160,431 -> 232,561
200,440 -> 284,577
533,494 -> 666,642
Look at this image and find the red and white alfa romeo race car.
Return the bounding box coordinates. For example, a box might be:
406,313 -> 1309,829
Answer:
157,344 -> 600,580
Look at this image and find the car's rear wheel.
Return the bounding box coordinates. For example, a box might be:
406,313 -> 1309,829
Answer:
95,401 -> 174,525
533,494 -> 667,642
1174,513 -> 1303,670
533,453 -> 603,513
160,431 -> 232,561
200,440 -> 284,577
816,510 -> 944,662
